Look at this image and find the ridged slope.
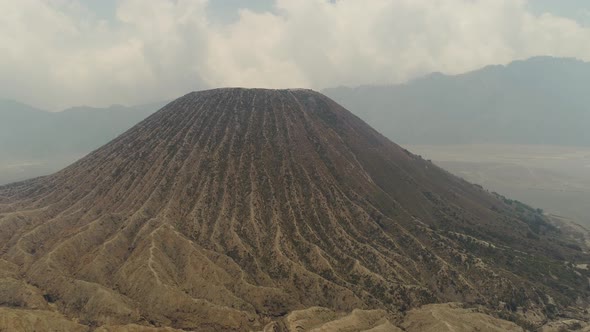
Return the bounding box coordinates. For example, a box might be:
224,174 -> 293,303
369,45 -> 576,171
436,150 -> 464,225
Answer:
0,88 -> 588,330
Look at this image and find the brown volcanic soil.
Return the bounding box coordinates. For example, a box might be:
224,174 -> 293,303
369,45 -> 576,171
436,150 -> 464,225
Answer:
0,88 -> 589,331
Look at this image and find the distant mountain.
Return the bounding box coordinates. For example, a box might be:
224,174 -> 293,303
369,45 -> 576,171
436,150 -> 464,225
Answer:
0,100 -> 165,160
0,100 -> 165,184
1,88 -> 589,330
323,57 -> 590,146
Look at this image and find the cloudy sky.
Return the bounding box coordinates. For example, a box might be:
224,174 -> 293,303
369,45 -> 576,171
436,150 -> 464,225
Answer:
2,0 -> 590,110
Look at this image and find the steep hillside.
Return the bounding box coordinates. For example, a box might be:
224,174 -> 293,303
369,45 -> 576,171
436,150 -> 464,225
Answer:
323,57 -> 590,146
0,89 -> 588,331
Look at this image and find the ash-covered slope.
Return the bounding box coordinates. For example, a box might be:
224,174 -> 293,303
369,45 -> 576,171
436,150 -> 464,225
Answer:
0,88 -> 588,331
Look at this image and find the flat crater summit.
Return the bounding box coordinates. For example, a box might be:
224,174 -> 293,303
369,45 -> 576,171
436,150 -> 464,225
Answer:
0,88 -> 589,331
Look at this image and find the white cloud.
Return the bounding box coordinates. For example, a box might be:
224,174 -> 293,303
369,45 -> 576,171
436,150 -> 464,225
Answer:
1,0 -> 590,110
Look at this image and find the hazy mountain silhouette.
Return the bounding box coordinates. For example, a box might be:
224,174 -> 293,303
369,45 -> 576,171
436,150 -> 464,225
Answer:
0,100 -> 166,184
1,89 -> 588,331
0,100 -> 166,160
323,57 -> 590,146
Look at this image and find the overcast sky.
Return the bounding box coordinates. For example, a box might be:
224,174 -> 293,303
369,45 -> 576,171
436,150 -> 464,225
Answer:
2,0 -> 590,110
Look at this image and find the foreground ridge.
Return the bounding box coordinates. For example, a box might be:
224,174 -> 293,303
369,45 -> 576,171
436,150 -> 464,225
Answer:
0,88 -> 588,331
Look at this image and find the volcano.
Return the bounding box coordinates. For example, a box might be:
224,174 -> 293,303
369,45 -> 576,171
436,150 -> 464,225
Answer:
0,88 -> 588,331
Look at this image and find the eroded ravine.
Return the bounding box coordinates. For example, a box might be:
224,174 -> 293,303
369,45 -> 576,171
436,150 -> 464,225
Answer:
0,88 -> 588,330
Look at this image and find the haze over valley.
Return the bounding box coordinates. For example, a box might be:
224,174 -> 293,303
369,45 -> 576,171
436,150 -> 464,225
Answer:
406,144 -> 590,226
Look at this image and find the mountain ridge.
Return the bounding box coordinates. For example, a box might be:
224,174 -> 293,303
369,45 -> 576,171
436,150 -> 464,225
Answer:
323,56 -> 590,146
0,99 -> 166,159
